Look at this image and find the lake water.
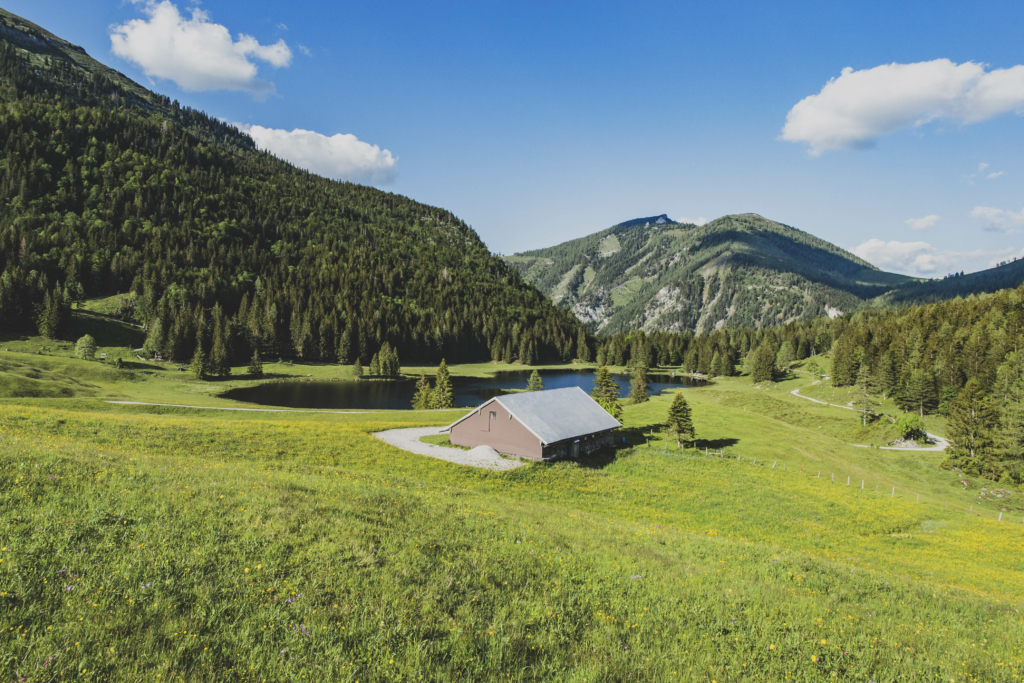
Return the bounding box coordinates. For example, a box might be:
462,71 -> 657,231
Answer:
220,368 -> 701,411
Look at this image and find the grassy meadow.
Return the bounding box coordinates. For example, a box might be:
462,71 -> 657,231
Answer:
1,319 -> 1023,681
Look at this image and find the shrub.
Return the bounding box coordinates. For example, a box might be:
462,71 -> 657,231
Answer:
895,413 -> 926,442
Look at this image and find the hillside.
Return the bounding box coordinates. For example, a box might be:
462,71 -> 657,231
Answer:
507,213 -> 914,334
1,350 -> 1022,681
0,10 -> 586,366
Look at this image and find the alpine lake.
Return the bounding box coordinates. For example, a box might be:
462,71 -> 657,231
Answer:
220,368 -> 701,411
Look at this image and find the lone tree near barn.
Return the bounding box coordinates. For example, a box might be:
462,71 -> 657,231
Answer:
666,392 -> 695,446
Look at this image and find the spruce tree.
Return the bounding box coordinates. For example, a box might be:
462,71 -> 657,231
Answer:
776,341 -> 795,371
751,344 -> 776,383
247,350 -> 264,378
527,369 -> 544,392
666,392 -> 695,444
855,361 -> 877,426
710,351 -> 723,377
629,361 -> 650,404
948,380 -> 999,460
900,369 -> 938,416
210,305 -> 231,376
577,328 -> 591,363
591,365 -> 621,418
190,345 -> 208,380
412,370 -> 433,409
369,352 -> 380,377
337,329 -> 351,365
431,360 -> 454,409
353,358 -> 363,379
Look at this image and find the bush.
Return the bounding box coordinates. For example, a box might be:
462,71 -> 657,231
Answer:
895,413 -> 926,442
74,334 -> 97,360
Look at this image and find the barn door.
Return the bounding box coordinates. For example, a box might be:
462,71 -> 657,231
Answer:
571,440 -> 580,458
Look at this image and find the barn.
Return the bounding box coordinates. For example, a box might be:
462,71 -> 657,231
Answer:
445,387 -> 621,460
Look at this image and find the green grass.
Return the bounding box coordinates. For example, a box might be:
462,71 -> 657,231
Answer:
0,351 -> 1023,681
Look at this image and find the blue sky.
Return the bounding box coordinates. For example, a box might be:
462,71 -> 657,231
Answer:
10,0 -> 1024,276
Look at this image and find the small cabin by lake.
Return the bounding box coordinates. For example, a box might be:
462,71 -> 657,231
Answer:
445,387 -> 621,460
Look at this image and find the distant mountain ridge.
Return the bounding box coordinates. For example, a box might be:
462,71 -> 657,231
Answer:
505,213 -> 1024,334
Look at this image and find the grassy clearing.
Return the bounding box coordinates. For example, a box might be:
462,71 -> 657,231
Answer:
0,351 -> 1022,681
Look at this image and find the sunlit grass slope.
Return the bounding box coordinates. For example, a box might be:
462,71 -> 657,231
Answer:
1,373 -> 1023,682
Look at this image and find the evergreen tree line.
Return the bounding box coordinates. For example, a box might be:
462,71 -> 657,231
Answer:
0,39 -> 589,369
627,286 -> 1024,484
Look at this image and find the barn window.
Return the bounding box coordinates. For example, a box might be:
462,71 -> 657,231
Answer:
489,411 -> 496,420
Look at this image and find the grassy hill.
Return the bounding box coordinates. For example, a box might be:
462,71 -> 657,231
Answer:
0,352 -> 1021,681
508,213 -> 1024,335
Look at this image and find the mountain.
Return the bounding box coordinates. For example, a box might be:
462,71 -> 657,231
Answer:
0,10 -> 587,365
506,213 -> 920,334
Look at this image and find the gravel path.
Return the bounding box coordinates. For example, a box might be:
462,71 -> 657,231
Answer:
373,427 -> 528,471
789,387 -> 949,452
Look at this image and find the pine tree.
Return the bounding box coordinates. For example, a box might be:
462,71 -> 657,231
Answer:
900,369 -> 938,416
210,305 -> 231,376
666,392 -> 695,444
831,336 -> 859,387
74,334 -> 97,360
591,365 -> 621,418
431,360 -> 454,409
855,361 -> 877,426
629,361 -> 650,404
527,369 -> 544,392
190,345 -> 208,380
412,370 -> 433,409
369,352 -> 380,377
337,329 -> 351,365
247,350 -> 264,378
947,379 -> 999,460
751,344 -> 776,383
353,358 -> 363,379
878,351 -> 900,400
776,341 -> 795,371
710,351 -> 723,377
994,351 -> 1024,460
577,328 -> 591,363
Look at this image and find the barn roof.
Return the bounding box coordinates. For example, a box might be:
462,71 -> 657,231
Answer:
446,387 -> 621,445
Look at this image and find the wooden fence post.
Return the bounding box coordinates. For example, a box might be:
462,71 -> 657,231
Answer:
892,487 -> 895,498
916,494 -> 919,503
861,480 -> 864,490
847,476 -> 850,486
817,471 -> 820,479
772,461 -> 777,469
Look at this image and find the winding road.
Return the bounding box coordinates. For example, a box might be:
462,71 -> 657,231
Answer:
789,386 -> 949,452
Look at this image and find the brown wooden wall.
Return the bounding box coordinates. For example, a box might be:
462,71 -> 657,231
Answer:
449,401 -> 543,459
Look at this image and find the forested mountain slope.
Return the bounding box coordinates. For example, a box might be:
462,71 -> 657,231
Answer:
0,10 -> 587,366
507,213 -> 914,334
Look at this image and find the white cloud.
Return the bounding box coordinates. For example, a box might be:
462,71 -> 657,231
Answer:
111,1 -> 292,98
781,59 -> 1024,155
854,238 -> 1021,276
297,44 -> 312,57
853,239 -> 949,275
972,205 -> 1024,233
987,171 -> 1004,179
979,162 -> 990,171
678,216 -> 707,226
904,215 -> 940,231
238,124 -> 397,185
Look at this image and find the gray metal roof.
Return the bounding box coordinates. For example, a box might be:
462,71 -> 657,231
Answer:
460,387 -> 621,444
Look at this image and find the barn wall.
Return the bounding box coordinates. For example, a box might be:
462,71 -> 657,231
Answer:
542,430 -> 614,460
449,402 -> 543,459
